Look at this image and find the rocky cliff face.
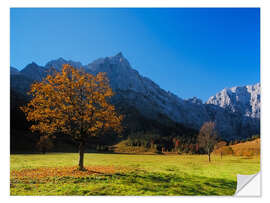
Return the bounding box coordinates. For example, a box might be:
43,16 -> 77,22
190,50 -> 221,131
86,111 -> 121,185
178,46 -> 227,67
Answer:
45,57 -> 83,71
10,67 -> 20,75
85,53 -> 212,130
20,62 -> 47,82
207,83 -> 260,119
10,53 -> 260,140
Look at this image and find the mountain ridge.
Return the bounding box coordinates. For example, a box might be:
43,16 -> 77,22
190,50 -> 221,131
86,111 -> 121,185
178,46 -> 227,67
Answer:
207,83 -> 260,118
10,53 -> 260,140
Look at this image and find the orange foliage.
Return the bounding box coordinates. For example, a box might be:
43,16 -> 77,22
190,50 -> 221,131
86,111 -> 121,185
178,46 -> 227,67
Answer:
21,64 -> 123,140
11,166 -> 131,183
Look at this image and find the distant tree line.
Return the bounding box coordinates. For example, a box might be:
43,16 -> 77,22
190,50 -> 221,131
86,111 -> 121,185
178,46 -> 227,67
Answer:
228,134 -> 260,145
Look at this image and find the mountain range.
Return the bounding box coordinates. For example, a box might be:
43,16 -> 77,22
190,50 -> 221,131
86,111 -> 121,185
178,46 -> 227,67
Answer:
10,52 -> 260,141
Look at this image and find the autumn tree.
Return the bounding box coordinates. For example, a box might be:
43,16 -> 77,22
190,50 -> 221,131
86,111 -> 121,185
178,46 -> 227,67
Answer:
21,65 -> 123,170
198,121 -> 218,162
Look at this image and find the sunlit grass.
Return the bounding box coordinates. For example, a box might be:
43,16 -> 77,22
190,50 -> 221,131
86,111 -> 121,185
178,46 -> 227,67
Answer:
10,153 -> 260,196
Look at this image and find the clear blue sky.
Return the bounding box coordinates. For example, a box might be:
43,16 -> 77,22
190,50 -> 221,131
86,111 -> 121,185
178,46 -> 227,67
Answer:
10,8 -> 260,101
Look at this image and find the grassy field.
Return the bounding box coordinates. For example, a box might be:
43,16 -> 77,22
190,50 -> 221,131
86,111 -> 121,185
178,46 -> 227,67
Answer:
214,138 -> 260,156
10,153 -> 260,196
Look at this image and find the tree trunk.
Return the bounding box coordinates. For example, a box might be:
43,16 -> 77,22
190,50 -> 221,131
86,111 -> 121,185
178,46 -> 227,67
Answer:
208,148 -> 211,162
79,141 -> 85,170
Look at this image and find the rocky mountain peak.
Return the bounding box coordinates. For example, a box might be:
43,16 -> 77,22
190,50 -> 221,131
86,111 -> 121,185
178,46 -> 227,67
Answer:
104,52 -> 130,66
10,67 -> 20,75
206,83 -> 260,118
45,57 -> 83,70
20,62 -> 46,82
114,52 -> 124,58
186,97 -> 203,105
85,53 -> 145,92
23,62 -> 40,69
10,53 -> 260,140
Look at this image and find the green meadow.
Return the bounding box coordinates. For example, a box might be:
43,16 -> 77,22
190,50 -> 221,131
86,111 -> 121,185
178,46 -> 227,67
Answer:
10,153 -> 260,196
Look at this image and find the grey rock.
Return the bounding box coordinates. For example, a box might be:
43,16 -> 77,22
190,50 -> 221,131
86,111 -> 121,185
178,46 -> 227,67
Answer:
10,53 -> 260,140
45,57 -> 83,71
20,62 -> 46,82
10,67 -> 20,75
207,83 -> 260,118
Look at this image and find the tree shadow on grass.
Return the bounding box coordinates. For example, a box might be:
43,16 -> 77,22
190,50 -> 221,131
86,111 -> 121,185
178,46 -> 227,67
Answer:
10,168 -> 237,196
105,171 -> 237,196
